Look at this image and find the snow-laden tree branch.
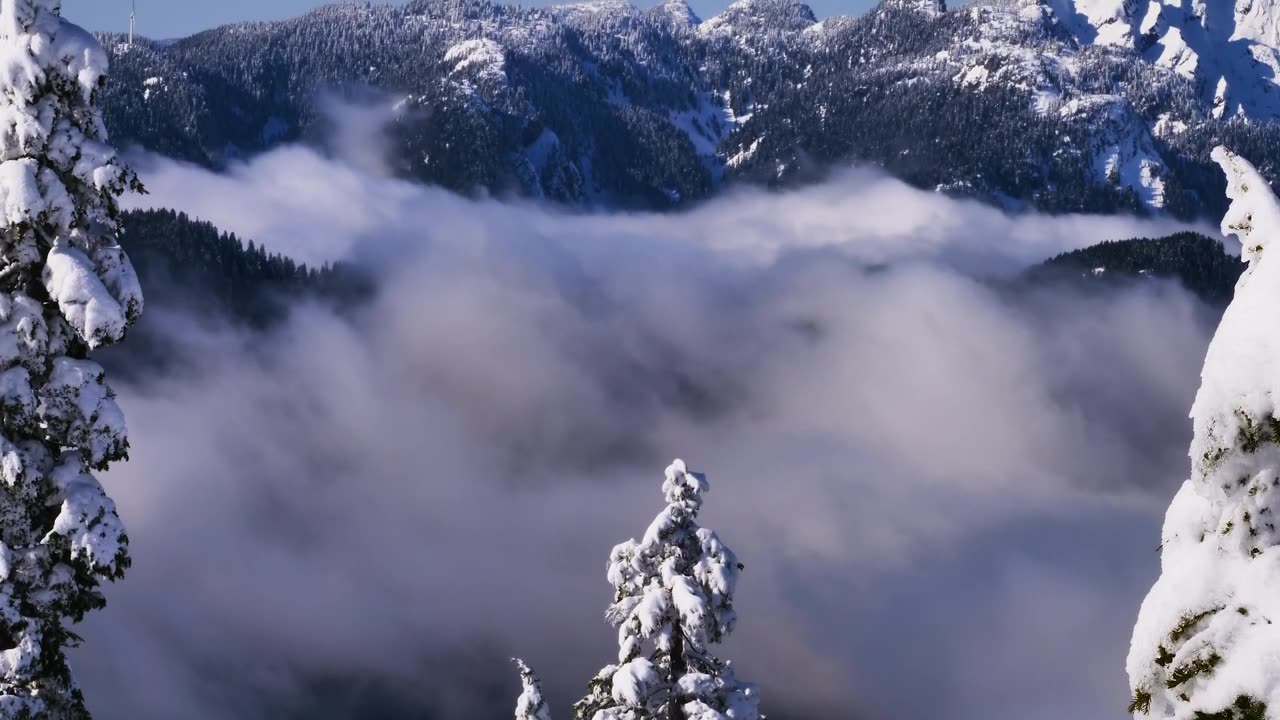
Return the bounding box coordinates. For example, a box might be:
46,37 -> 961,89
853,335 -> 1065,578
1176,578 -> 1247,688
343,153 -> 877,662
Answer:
1126,147 -> 1280,720
515,659 -> 554,720
516,459 -> 761,720
0,1 -> 144,716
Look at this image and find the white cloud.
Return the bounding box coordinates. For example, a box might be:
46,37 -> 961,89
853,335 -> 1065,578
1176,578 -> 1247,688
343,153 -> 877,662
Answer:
84,144 -> 1218,720
125,144 -> 1201,272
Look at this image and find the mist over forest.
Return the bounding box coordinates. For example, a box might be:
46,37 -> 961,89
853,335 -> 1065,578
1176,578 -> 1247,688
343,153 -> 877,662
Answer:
3,1 -> 1278,719
67,112 -> 1221,719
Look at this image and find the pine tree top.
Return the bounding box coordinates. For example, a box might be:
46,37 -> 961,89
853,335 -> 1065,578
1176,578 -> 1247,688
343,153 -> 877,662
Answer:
514,659 -> 554,720
1128,148 -> 1280,719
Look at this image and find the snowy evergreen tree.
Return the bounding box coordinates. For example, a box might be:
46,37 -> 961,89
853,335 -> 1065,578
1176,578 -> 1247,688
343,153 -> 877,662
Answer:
513,460 -> 759,720
514,659 -> 554,720
565,458 -> 758,720
0,1 -> 144,716
1126,147 -> 1280,720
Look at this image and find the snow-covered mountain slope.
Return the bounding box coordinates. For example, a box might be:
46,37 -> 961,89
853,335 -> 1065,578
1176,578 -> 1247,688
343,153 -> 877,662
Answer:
97,0 -> 1280,218
1056,0 -> 1280,120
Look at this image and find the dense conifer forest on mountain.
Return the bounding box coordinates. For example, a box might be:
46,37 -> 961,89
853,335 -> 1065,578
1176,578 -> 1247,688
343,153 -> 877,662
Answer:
94,0 -> 1280,218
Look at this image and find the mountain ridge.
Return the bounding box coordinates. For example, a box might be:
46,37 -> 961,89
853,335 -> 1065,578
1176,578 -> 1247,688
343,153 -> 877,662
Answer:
94,0 -> 1280,218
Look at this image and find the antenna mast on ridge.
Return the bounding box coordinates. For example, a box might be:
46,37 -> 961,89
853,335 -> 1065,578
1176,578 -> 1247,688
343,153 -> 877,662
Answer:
129,0 -> 136,47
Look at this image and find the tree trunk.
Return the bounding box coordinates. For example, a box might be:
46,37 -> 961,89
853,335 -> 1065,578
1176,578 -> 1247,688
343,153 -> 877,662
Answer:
668,623 -> 685,720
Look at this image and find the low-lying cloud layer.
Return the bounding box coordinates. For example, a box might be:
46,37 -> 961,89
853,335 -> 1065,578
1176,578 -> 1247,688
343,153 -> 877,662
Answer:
80,144 -> 1220,720
127,147 -> 1198,272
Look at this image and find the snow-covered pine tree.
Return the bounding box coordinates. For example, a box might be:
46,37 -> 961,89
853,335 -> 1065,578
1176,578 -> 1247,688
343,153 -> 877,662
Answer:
568,458 -> 760,720
1127,147 -> 1280,720
0,1 -> 144,717
514,659 -> 554,720
513,460 -> 759,720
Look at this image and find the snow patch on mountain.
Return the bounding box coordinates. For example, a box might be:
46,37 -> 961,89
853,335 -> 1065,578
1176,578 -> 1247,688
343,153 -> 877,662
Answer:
1062,94 -> 1167,207
1060,0 -> 1280,119
670,93 -> 733,168
947,1 -> 1071,95
1063,0 -> 1141,46
698,0 -> 817,39
726,136 -> 763,168
882,0 -> 948,14
550,0 -> 636,22
1234,0 -> 1280,48
444,38 -> 506,82
1153,112 -> 1188,138
659,0 -> 702,26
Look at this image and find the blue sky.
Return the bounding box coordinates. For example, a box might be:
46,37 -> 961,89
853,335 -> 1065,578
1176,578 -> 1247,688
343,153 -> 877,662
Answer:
63,0 -> 881,38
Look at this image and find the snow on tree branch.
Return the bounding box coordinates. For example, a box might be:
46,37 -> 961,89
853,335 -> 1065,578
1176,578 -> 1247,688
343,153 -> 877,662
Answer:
1127,148 -> 1280,720
514,658 -> 554,720
517,459 -> 760,720
0,0 -> 145,716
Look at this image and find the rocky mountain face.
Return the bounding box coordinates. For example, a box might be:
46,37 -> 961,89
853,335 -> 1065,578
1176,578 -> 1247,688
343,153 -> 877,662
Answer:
97,0 -> 1280,218
1063,0 -> 1280,118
